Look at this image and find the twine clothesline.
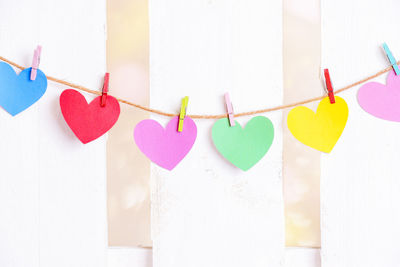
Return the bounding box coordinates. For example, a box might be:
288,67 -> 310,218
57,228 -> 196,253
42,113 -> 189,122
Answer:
0,55 -> 396,119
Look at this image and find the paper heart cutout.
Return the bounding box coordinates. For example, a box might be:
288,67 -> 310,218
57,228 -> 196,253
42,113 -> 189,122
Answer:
60,89 -> 120,144
287,96 -> 348,153
212,116 -> 274,171
358,69 -> 400,121
0,62 -> 47,116
134,116 -> 197,170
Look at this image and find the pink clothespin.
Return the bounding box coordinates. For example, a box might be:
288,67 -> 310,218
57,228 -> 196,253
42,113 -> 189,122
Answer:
101,73 -> 110,107
224,92 -> 235,126
323,69 -> 335,104
30,45 -> 42,81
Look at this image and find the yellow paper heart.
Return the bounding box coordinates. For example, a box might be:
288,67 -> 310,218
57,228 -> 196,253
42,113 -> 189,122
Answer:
287,96 -> 348,153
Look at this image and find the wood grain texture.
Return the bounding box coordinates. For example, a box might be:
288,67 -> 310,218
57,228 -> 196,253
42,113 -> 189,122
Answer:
321,0 -> 400,266
149,0 -> 284,266
107,247 -> 320,267
107,247 -> 152,267
284,248 -> 320,267
0,0 -> 107,266
283,0 -> 321,247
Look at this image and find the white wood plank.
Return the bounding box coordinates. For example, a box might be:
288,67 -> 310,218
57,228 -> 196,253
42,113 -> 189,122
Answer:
283,0 -> 321,248
107,247 -> 152,267
284,248 -> 320,267
107,247 -> 320,267
149,1 -> 284,266
0,0 -> 107,266
321,0 -> 400,266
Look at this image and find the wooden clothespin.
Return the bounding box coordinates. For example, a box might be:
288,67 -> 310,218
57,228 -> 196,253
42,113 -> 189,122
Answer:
101,73 -> 110,107
224,92 -> 235,126
178,96 -> 189,132
323,69 -> 335,104
30,45 -> 42,81
383,43 -> 400,75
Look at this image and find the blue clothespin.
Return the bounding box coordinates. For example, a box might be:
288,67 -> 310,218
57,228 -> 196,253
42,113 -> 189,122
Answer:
383,43 -> 400,75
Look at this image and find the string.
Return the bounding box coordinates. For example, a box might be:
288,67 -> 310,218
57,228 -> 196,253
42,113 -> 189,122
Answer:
0,55 -> 397,119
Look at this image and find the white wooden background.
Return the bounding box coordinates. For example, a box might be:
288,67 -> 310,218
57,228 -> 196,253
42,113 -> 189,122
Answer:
149,0 -> 284,267
0,0 -> 108,266
1,0 -> 400,266
320,0 -> 400,266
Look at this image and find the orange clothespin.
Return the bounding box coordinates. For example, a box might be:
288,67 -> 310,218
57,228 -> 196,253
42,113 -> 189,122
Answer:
323,69 -> 335,104
101,73 -> 109,107
224,92 -> 235,126
30,45 -> 42,81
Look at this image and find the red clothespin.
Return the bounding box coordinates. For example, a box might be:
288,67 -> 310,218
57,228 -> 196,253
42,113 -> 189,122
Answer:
224,92 -> 235,126
324,69 -> 335,104
101,73 -> 110,107
30,45 -> 42,81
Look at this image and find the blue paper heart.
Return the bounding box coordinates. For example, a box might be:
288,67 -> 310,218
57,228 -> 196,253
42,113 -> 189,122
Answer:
0,62 -> 47,116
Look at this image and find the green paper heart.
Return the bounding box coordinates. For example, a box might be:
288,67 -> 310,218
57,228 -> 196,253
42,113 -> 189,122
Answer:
211,116 -> 274,171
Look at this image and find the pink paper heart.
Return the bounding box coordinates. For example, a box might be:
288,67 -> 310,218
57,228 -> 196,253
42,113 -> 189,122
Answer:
358,69 -> 400,121
134,116 -> 197,170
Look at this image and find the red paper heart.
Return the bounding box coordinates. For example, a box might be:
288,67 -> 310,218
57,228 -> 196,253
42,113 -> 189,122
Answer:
60,89 -> 120,144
